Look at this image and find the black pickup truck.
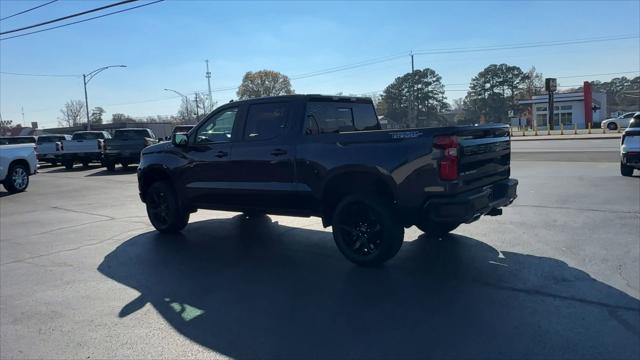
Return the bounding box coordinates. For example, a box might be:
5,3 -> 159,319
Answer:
103,128 -> 158,171
137,95 -> 518,266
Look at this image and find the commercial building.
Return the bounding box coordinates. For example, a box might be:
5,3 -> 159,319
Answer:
517,82 -> 607,129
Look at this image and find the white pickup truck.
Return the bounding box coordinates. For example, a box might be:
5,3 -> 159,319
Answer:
59,131 -> 111,169
0,143 -> 38,193
36,134 -> 71,166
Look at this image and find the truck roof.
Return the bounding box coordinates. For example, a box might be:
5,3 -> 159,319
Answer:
225,94 -> 374,107
114,128 -> 151,131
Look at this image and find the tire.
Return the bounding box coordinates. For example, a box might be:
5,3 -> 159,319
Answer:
3,162 -> 29,193
63,160 -> 74,170
607,122 -> 618,131
416,221 -> 460,236
332,193 -> 404,266
105,161 -> 116,172
621,162 -> 634,177
145,181 -> 189,233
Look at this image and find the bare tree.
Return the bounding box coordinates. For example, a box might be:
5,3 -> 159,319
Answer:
520,66 -> 545,99
177,93 -> 214,124
452,98 -> 464,112
58,100 -> 86,127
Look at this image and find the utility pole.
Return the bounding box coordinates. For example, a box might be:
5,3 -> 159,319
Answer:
205,60 -> 213,112
21,106 -> 25,126
410,51 -> 416,128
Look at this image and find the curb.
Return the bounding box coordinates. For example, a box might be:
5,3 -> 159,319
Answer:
511,135 -> 620,141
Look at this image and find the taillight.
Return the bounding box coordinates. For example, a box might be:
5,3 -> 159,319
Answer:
433,135 -> 459,181
98,139 -> 105,152
56,142 -> 64,151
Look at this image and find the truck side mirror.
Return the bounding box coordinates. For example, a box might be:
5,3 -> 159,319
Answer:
172,133 -> 189,147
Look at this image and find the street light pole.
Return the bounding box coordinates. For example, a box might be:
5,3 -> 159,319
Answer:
83,74 -> 90,129
164,88 -> 191,123
83,65 -> 127,130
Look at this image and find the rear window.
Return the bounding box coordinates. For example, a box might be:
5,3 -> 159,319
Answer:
623,133 -> 640,146
305,102 -> 380,135
72,132 -> 104,140
0,137 -> 36,144
113,130 -> 152,140
37,136 -> 65,144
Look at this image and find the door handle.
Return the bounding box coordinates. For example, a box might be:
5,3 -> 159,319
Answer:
215,150 -> 228,158
271,148 -> 287,156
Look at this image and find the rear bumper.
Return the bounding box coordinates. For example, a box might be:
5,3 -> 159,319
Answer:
424,178 -> 518,224
103,152 -> 141,163
37,153 -> 58,161
622,152 -> 640,168
61,152 -> 102,161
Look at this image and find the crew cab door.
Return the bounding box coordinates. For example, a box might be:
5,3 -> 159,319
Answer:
181,106 -> 241,207
228,101 -> 298,211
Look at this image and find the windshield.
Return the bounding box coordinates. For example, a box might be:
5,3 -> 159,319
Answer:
113,130 -> 150,140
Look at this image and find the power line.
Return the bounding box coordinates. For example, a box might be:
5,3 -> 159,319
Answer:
556,71 -> 639,79
0,71 -> 79,78
413,35 -> 639,55
0,0 -> 58,22
0,0 -> 138,35
0,0 -> 164,41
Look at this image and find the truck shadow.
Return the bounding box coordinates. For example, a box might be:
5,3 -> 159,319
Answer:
98,216 -> 640,359
85,168 -> 137,177
44,164 -> 103,173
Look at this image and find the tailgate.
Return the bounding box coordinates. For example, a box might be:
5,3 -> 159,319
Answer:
456,126 -> 511,189
64,140 -> 99,152
106,140 -> 145,152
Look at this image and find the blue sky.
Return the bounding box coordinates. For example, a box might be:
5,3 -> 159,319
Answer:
1,0 -> 639,128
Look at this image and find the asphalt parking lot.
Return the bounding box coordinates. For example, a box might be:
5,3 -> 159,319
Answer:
1,139 -> 639,359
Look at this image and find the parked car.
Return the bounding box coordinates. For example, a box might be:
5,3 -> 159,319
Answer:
620,113 -> 640,176
0,143 -> 37,193
35,134 -> 71,166
58,131 -> 111,170
0,136 -> 36,145
162,125 -> 195,141
172,125 -> 194,134
103,128 -> 158,171
137,95 -> 518,266
601,112 -> 638,131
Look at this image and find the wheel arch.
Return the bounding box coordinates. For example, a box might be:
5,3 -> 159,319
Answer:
320,167 -> 397,227
139,165 -> 174,202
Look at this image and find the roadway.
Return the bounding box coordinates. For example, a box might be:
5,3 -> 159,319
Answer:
512,138 -> 621,162
0,143 -> 638,359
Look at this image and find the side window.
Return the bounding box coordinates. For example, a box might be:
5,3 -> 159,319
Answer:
305,102 -> 355,134
195,108 -> 238,144
244,103 -> 288,141
353,103 -> 380,131
624,113 -> 634,118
